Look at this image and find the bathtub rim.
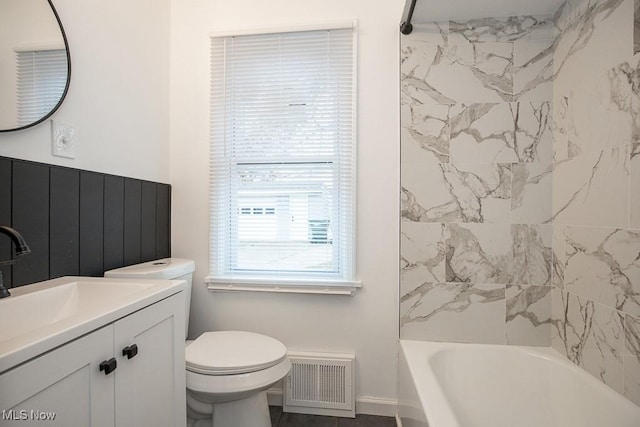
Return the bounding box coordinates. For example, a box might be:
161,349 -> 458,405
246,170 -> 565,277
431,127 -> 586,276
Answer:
398,339 -> 640,427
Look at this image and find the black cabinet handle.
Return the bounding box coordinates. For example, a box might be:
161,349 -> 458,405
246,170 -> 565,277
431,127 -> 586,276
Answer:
122,344 -> 138,360
99,358 -> 117,375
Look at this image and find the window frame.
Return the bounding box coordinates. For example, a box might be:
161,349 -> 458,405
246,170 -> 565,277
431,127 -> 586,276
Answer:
206,22 -> 360,296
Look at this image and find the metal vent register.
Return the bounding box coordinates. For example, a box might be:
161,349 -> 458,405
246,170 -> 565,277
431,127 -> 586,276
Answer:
283,352 -> 355,417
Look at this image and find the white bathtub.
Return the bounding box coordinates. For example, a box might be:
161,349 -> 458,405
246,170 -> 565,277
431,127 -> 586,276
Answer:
397,340 -> 640,427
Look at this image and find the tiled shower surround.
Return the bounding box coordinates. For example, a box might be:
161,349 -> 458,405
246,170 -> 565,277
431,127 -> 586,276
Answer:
400,16 -> 555,345
551,0 -> 640,406
400,0 -> 640,406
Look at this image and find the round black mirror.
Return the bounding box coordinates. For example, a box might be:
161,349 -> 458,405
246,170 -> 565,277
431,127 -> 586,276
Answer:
0,0 -> 71,132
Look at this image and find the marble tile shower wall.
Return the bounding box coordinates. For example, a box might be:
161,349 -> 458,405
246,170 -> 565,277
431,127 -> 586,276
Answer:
400,0 -> 640,408
400,17 -> 555,346
550,0 -> 640,406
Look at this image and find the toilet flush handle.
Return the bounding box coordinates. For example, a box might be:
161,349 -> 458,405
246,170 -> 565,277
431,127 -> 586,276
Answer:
122,344 -> 138,360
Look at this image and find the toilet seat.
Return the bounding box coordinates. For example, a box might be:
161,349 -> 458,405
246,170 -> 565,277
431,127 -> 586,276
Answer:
186,357 -> 292,403
186,331 -> 287,375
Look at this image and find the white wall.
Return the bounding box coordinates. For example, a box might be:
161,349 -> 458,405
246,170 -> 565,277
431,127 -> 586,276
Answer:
0,0 -> 171,183
170,0 -> 403,410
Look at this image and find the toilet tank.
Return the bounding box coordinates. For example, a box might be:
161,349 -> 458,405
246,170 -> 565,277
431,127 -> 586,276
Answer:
104,258 -> 195,339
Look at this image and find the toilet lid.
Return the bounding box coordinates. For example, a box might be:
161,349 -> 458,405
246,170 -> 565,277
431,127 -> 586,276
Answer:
185,331 -> 287,375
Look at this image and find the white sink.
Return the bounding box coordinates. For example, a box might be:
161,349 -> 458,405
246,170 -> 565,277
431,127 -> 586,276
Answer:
0,276 -> 184,374
0,280 -> 153,342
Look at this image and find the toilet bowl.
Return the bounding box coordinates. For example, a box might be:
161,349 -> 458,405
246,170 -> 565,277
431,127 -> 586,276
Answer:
105,259 -> 291,427
185,331 -> 291,427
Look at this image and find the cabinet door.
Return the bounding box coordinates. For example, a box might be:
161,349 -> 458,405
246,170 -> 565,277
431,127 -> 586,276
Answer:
114,293 -> 185,427
0,325 -> 115,427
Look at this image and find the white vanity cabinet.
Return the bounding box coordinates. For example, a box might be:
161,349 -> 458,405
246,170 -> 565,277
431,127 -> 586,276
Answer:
114,293 -> 186,427
0,293 -> 185,427
0,325 -> 115,427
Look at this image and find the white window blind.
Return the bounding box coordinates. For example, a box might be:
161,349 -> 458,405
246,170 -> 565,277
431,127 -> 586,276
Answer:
209,26 -> 356,288
16,49 -> 67,126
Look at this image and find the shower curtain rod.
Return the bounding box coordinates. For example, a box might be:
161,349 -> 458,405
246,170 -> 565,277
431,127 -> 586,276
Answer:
400,0 -> 417,34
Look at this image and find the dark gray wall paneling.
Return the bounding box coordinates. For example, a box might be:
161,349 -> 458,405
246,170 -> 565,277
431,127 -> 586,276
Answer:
156,184 -> 170,259
50,167 -> 80,278
141,181 -> 157,262
12,161 -> 50,286
104,175 -> 125,272
80,172 -> 104,276
123,178 -> 142,266
0,156 -> 171,289
0,159 -> 12,286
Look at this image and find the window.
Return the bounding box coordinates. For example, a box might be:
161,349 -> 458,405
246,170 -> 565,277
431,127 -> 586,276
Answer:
208,24 -> 358,294
16,49 -> 67,126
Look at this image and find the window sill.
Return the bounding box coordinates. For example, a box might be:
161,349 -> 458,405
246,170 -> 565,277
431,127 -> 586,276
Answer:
205,276 -> 362,296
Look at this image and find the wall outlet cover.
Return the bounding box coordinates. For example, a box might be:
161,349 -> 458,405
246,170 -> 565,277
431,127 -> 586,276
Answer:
51,121 -> 75,159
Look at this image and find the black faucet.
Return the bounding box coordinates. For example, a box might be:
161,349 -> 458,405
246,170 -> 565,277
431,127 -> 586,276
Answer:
0,226 -> 32,298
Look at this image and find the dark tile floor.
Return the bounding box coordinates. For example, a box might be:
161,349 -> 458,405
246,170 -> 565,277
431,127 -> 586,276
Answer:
269,406 -> 396,427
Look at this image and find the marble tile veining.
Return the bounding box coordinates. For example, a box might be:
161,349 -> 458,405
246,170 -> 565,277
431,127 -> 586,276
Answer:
402,104 -> 450,163
511,163 -> 553,224
401,13 -> 554,349
514,38 -> 554,103
512,224 -> 552,286
551,288 -> 569,355
564,227 -> 640,316
449,103 -> 518,163
632,143 -> 640,228
624,314 -> 640,406
401,40 -> 456,106
554,290 -> 625,394
401,18 -> 547,105
552,225 -> 567,288
448,101 -> 552,164
411,22 -> 449,46
401,222 -> 446,291
552,90 -> 587,162
445,224 -> 551,286
401,162 -> 511,224
400,282 -> 506,344
400,0 -> 640,409
429,38 -> 515,103
449,16 -> 553,43
553,0 -> 631,86
634,0 -> 640,54
591,55 -> 640,148
552,145 -> 630,227
506,285 -> 552,345
549,0 -> 640,409
441,163 -> 512,223
401,153 -> 462,223
445,223 -> 513,284
515,101 -> 553,163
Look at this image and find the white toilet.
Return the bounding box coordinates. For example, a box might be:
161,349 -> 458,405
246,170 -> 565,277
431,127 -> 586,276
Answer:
105,258 -> 291,427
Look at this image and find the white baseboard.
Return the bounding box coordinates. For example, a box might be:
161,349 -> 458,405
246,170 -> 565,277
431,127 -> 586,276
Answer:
355,396 -> 398,417
267,388 -> 398,417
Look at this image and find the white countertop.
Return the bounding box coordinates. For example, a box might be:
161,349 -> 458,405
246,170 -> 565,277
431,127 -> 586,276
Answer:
0,276 -> 185,374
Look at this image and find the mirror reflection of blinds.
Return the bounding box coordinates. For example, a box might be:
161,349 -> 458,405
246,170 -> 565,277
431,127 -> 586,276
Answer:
16,49 -> 67,125
209,27 -> 356,282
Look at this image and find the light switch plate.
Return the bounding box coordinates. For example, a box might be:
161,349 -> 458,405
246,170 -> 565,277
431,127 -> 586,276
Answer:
51,120 -> 75,159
